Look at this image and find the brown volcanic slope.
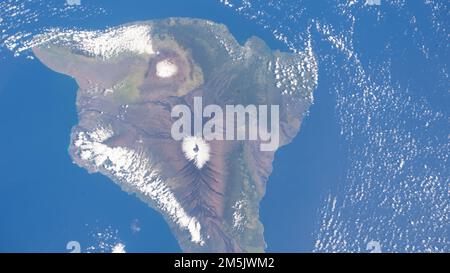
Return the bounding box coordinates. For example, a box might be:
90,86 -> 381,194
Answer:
32,18 -> 318,252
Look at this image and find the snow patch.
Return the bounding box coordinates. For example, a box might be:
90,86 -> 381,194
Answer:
156,59 -> 178,78
182,136 -> 210,169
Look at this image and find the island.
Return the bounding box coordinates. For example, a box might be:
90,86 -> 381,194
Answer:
32,18 -> 318,252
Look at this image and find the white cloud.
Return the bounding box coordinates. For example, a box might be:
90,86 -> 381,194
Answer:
66,0 -> 81,6
10,24 -> 154,59
112,243 -> 126,253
